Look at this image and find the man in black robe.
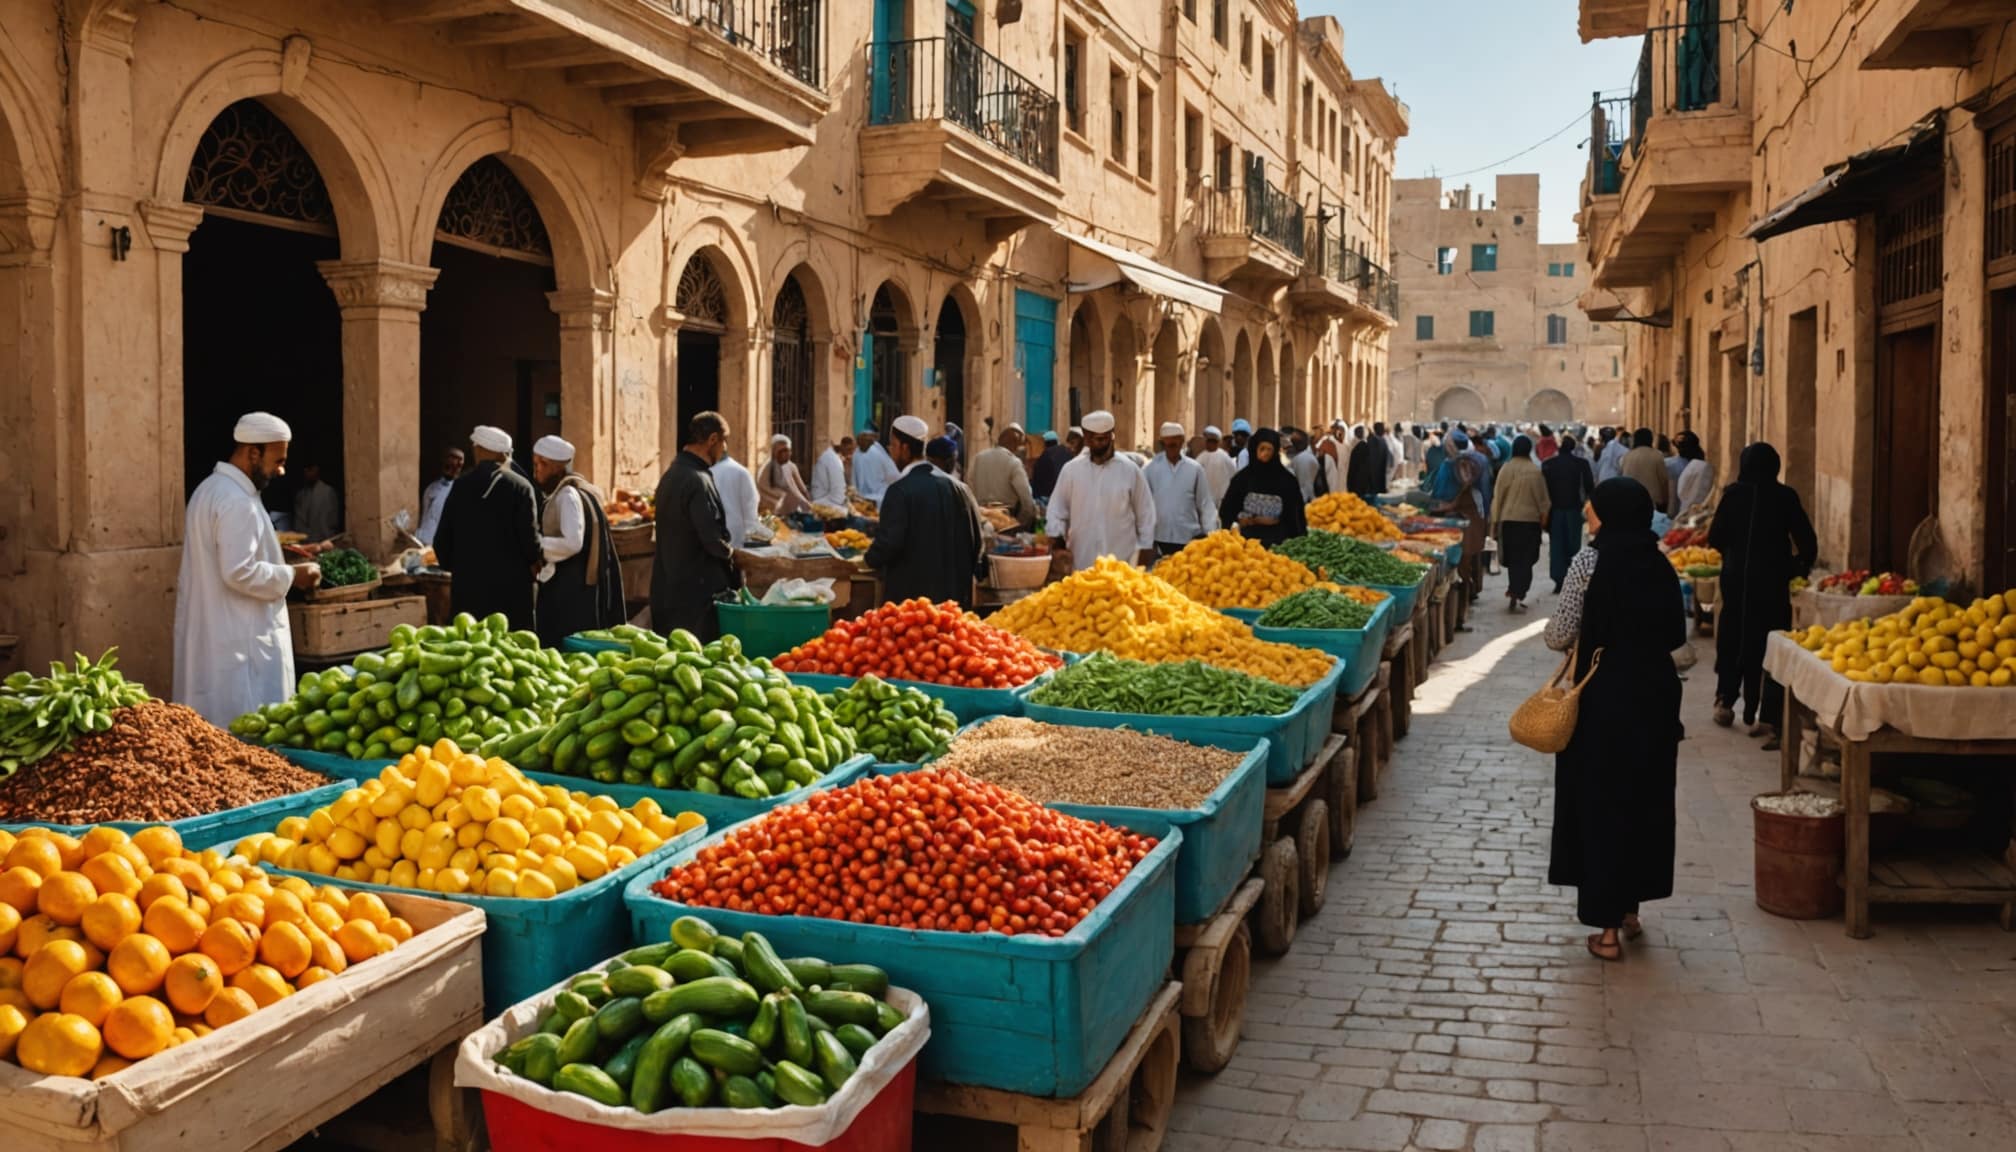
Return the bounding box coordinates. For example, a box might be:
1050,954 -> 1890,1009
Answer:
651,411 -> 739,640
530,435 -> 625,647
433,424 -> 541,630
1346,424 -> 1390,499
866,415 -> 983,608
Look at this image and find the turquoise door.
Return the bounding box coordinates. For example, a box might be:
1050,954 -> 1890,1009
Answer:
870,0 -> 907,124
853,325 -> 872,431
1016,289 -> 1057,435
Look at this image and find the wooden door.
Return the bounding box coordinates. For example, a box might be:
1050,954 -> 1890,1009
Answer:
1874,324 -> 1939,571
1989,289 -> 2016,591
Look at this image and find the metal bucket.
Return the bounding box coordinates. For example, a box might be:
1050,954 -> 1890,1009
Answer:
1751,796 -> 1844,920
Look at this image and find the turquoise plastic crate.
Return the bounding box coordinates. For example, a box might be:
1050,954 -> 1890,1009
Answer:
1,781 -> 351,846
1368,580 -> 1424,623
1020,656 -> 1343,786
276,746 -> 395,781
623,827 -> 1180,1097
519,753 -> 873,833
560,634 -> 626,655
783,670 -> 1056,725
204,805 -> 708,1017
1252,597 -> 1394,699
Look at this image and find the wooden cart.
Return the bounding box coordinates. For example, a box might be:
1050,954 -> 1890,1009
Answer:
1251,734 -> 1350,956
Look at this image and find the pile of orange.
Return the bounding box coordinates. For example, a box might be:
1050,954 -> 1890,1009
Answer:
0,823 -> 412,1080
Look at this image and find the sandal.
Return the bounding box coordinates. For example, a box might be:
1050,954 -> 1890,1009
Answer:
1622,915 -> 1643,940
1586,932 -> 1623,962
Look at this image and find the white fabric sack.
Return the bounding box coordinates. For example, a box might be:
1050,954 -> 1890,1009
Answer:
456,961 -> 929,1144
762,578 -> 837,605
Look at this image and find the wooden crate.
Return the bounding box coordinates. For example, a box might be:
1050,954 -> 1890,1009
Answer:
289,594 -> 426,658
610,521 -> 655,558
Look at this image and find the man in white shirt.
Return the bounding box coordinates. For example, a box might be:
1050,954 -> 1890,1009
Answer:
967,423 -> 1040,528
1145,422 -> 1217,555
1289,429 -> 1322,501
530,435 -> 624,646
1048,410 -> 1156,571
713,450 -> 761,549
1230,418 -> 1253,468
292,461 -> 340,541
757,434 -> 815,518
809,436 -> 852,510
851,427 -> 899,505
415,446 -> 463,545
1197,425 -> 1237,505
173,412 -> 323,725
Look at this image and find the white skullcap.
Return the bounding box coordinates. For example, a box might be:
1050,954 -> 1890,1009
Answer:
471,425 -> 513,454
891,414 -> 930,442
1203,425 -> 1222,438
532,434 -> 574,463
1081,411 -> 1115,434
1159,422 -> 1185,439
1002,422 -> 1024,435
770,433 -> 791,448
232,412 -> 292,444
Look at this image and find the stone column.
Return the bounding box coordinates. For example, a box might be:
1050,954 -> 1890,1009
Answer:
319,259 -> 438,560
548,288 -> 617,490
138,201 -> 205,543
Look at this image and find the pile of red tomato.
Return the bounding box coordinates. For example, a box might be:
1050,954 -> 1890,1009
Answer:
653,769 -> 1155,937
774,599 -> 1061,688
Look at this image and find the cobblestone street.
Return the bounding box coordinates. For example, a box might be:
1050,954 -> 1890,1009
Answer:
1170,583 -> 2016,1152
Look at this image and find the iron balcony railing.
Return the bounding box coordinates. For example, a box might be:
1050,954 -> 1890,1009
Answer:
1204,179 -> 1305,259
866,32 -> 1060,178
665,0 -> 826,88
1589,93 -> 1631,195
1630,15 -> 1740,146
1356,256 -> 1398,319
1300,215 -> 1396,317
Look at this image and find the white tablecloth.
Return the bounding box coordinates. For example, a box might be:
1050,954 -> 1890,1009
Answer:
1764,632 -> 2016,742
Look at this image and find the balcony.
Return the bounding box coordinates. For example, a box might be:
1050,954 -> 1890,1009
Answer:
1290,217 -> 1396,326
1577,94 -> 1630,261
396,0 -> 829,156
1589,18 -> 1751,290
859,32 -> 1063,231
1580,0 -> 1648,42
1200,176 -> 1306,285
1865,0 -> 2013,70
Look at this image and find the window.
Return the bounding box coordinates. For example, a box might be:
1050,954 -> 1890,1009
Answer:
1302,83 -> 1314,146
1261,42 -> 1276,98
1182,0 -> 1196,21
1136,81 -> 1153,179
1613,357 -> 1621,378
1546,262 -> 1561,277
1184,104 -> 1203,184
1546,314 -> 1568,345
945,0 -> 975,37
1564,262 -> 1575,276
1436,247 -> 1456,275
1469,310 -> 1495,338
1109,67 -> 1127,161
1415,315 -> 1435,341
1211,0 -> 1227,45
1239,17 -> 1252,71
1062,28 -> 1085,135
1214,133 -> 1232,188
1471,243 -> 1498,272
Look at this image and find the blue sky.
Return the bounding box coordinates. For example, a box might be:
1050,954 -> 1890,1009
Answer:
1307,0 -> 1644,242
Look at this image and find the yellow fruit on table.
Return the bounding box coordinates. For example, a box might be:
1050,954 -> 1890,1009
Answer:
1306,492 -> 1404,540
0,1002 -> 27,1061
1154,530 -> 1324,609
1794,594 -> 2016,687
80,893 -> 142,952
0,904 -> 18,954
1667,546 -> 1722,570
25,938 -> 93,1009
17,1011 -> 102,1076
59,970 -> 124,1027
163,953 -> 222,1016
102,994 -> 174,1060
106,933 -> 171,996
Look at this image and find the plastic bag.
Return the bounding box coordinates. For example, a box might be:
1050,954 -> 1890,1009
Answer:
762,577 -> 837,605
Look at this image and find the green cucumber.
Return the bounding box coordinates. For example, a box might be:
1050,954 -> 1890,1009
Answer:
813,1029 -> 858,1091
667,949 -> 740,984
670,1056 -> 713,1107
556,1015 -> 600,1067
772,1060 -> 830,1107
721,1075 -> 771,1109
873,1001 -> 906,1035
595,996 -> 647,1045
747,993 -> 781,1052
602,1032 -> 648,1090
553,1063 -> 627,1107
739,932 -> 802,995
669,915 -> 719,952
689,1029 -> 765,1076
802,989 -> 879,1029
825,964 -> 889,998
645,975 -> 760,1020
606,965 -> 675,998
779,992 -> 814,1067
519,1032 -> 563,1086
835,1023 -> 878,1057
782,957 -> 832,988
710,935 -> 745,970
628,1012 -> 702,1113
619,941 -> 678,968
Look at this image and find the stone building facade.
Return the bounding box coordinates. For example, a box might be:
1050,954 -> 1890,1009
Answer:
1574,0 -> 2016,586
0,0 -> 1404,691
1389,174 -> 1627,427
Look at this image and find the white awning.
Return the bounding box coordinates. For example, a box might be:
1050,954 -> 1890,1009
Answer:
1063,232 -> 1225,315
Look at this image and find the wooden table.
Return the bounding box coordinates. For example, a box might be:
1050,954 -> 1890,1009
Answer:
1779,686 -> 2016,938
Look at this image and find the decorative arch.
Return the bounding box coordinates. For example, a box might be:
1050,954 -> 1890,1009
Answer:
1066,297 -> 1105,429
1256,332 -> 1278,430
152,44 -> 397,261
1278,338 -> 1300,427
931,284 -> 982,437
761,240 -> 844,343
411,115 -> 612,293
1527,388 -> 1574,424
1231,329 -> 1256,429
1107,314 -> 1140,446
0,29 -> 58,203
1434,386 -> 1487,422
1196,315 -> 1228,431
1152,319 -> 1185,434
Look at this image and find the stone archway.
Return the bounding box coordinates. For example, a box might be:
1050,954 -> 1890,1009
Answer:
670,248 -> 752,455
858,279 -> 920,437
1257,333 -> 1278,430
1152,317 -> 1185,434
0,38 -> 59,643
1196,317 -> 1228,432
1108,317 -> 1140,449
1434,386 -> 1487,422
1527,388 -> 1574,425
1066,298 -> 1103,432
933,285 -> 982,441
767,266 -> 828,459
1231,329 -> 1256,428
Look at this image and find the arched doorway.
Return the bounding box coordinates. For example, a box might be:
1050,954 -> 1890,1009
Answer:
1152,321 -> 1183,431
1197,319 -> 1227,431
1257,334 -> 1277,430
855,282 -> 910,434
934,294 -> 970,438
673,252 -> 735,443
1231,330 -> 1255,427
770,275 -> 812,451
420,156 -> 559,472
182,99 -> 344,521
1434,386 -> 1486,422
1108,319 -> 1138,446
1279,340 -> 1298,427
1527,388 -> 1574,424
1067,302 -> 1098,430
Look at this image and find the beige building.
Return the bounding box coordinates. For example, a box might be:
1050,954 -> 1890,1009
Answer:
0,0 -> 1404,692
1389,174 -> 1627,426
1574,0 -> 2016,587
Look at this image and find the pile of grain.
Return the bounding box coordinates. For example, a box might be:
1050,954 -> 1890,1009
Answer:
0,701 -> 332,824
932,717 -> 1245,810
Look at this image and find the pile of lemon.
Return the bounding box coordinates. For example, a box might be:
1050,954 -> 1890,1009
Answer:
231,739 -> 704,899
1794,593 -> 2016,686
989,557 -> 1335,686
1667,546 -> 1721,571
0,823 -> 412,1080
1307,493 -> 1402,540
1155,530 -> 1322,609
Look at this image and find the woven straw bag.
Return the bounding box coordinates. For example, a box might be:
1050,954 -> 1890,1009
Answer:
1508,650 -> 1603,754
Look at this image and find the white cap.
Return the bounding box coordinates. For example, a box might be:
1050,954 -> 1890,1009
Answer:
471,425 -> 513,454
770,433 -> 791,448
1203,425 -> 1222,438
1159,422 -> 1185,439
233,412 -> 292,444
1082,411 -> 1115,434
891,414 -> 930,442
1002,422 -> 1024,435
532,434 -> 574,463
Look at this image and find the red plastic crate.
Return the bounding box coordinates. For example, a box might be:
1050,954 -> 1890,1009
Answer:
480,1062 -> 916,1152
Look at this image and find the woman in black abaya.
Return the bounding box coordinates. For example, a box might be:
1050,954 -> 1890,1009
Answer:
1708,442 -> 1817,745
1543,478 -> 1684,961
1218,428 -> 1308,548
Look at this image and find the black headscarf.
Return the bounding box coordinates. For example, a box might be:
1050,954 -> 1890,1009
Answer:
1220,428 -> 1307,547
1576,477 -> 1684,677
1709,441 -> 1818,666
1512,435 -> 1534,459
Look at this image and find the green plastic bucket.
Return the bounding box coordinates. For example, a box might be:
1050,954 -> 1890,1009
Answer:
714,600 -> 832,660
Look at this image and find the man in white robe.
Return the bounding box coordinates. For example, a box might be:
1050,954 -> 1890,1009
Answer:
809,436 -> 852,509
1197,425 -> 1237,505
1145,422 -> 1217,555
173,412 -> 323,726
1047,410 -> 1156,571
851,427 -> 900,505
713,450 -> 762,549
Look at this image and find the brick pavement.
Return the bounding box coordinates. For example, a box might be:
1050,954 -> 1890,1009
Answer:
1169,582 -> 2016,1152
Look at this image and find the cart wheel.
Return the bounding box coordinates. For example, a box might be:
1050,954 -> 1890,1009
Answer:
1253,837 -> 1299,955
1181,921 -> 1250,1074
1297,799 -> 1330,917
1327,746 -> 1357,860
